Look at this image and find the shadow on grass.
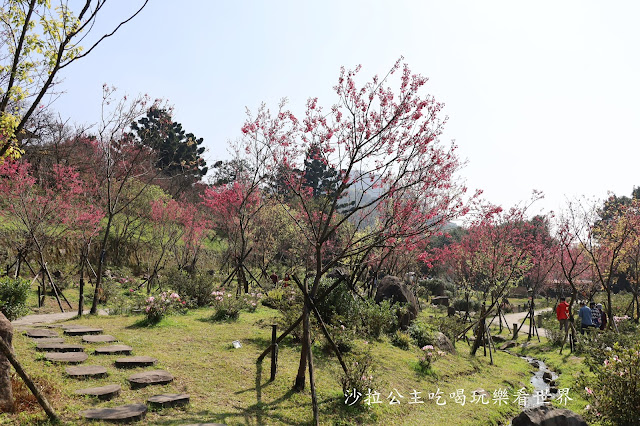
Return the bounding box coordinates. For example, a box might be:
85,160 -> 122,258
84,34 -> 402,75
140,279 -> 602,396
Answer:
196,315 -> 239,324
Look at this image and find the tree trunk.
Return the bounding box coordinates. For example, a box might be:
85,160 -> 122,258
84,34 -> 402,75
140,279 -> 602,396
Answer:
91,213 -> 114,314
293,303 -> 309,392
77,252 -> 85,317
0,313 -> 13,412
470,305 -> 486,356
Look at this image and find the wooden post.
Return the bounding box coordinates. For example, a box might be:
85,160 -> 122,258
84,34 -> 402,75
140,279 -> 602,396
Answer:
512,323 -> 518,340
270,324 -> 278,381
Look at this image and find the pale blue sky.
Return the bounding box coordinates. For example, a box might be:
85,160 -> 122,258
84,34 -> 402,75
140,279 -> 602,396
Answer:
53,1 -> 640,214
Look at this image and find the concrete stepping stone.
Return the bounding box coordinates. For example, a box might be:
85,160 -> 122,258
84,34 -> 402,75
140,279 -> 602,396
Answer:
80,403 -> 147,422
115,356 -> 157,368
94,345 -> 133,355
36,342 -> 84,352
25,329 -> 58,338
63,326 -> 103,336
128,370 -> 173,389
44,352 -> 88,364
65,365 -> 108,379
75,384 -> 121,401
34,337 -> 65,344
147,393 -> 190,408
83,334 -> 117,343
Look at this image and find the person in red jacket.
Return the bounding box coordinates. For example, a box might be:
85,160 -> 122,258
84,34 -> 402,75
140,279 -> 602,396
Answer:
556,297 -> 570,333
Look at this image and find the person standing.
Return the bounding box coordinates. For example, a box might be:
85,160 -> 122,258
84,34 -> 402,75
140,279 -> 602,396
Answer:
556,297 -> 570,333
597,303 -> 607,330
578,301 -> 593,335
590,301 -> 601,329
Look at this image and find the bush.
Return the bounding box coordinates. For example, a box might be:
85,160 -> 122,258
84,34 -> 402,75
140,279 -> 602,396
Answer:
161,269 -> 215,307
144,290 -> 186,324
408,320 -> 435,348
452,298 -> 481,313
210,290 -> 242,321
390,331 -> 411,350
0,276 -> 30,320
416,345 -> 446,375
580,342 -> 640,425
357,299 -> 398,339
339,349 -> 377,397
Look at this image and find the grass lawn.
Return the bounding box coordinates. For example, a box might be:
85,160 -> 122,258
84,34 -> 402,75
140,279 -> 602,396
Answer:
2,305 -> 543,426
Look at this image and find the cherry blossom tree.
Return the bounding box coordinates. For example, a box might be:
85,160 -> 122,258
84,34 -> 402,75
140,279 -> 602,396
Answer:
243,59 -> 470,421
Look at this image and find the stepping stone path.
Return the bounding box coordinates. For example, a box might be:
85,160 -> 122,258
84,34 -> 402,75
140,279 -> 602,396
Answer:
147,393 -> 190,408
23,319 -> 182,421
128,370 -> 174,389
65,365 -> 108,379
94,345 -> 133,355
75,384 -> 121,401
25,329 -> 58,338
63,326 -> 103,336
82,334 -> 117,343
80,403 -> 147,422
36,342 -> 84,352
115,356 -> 157,368
45,352 -> 88,363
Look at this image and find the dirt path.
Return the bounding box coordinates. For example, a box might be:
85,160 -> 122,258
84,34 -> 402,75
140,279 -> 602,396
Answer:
502,307 -> 552,338
11,309 -> 109,329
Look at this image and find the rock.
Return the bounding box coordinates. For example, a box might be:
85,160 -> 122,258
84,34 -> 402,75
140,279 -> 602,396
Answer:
511,405 -> 587,426
82,334 -> 117,343
114,356 -> 157,368
80,403 -> 147,422
0,312 -> 13,412
45,352 -> 88,364
530,360 -> 540,369
25,329 -> 58,338
36,343 -> 84,352
431,296 -> 449,306
499,341 -> 518,350
65,365 -> 108,379
63,327 -> 103,336
75,384 -> 121,400
447,306 -> 456,317
374,276 -> 419,328
94,345 -> 133,355
472,388 -> 491,399
147,393 -> 190,408
128,370 -> 173,389
542,370 -> 553,382
434,332 -> 456,354
550,386 -> 559,394
491,335 -> 507,344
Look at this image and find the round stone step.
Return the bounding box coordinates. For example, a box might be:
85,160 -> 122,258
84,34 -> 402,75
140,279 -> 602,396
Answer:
75,384 -> 121,400
94,345 -> 133,355
80,403 -> 147,422
45,352 -> 88,364
36,342 -> 84,352
63,327 -> 103,336
33,337 -> 65,344
82,334 -> 117,343
147,393 -> 190,408
25,329 -> 58,338
115,356 -> 157,368
128,370 -> 173,389
65,365 -> 108,379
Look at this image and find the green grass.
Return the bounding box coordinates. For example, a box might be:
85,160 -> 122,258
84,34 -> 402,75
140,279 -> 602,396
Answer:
1,305 -> 544,425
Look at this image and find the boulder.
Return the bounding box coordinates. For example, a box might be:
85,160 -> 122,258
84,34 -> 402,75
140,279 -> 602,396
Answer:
374,276 -> 419,328
542,370 -> 553,382
511,405 -> 587,426
431,296 -> 449,306
434,332 -> 456,354
0,313 -> 13,412
499,341 -> 518,350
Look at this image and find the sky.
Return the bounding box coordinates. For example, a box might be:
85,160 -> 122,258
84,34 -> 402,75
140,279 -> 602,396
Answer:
51,1 -> 640,216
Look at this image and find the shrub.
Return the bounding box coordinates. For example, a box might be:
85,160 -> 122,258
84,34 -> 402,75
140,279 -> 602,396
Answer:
144,291 -> 186,323
357,299 -> 398,339
416,345 -> 446,374
161,269 -> 215,307
408,320 -> 435,348
0,276 -> 30,320
390,331 -> 411,350
452,298 -> 481,313
339,349 -> 377,397
580,342 -> 640,425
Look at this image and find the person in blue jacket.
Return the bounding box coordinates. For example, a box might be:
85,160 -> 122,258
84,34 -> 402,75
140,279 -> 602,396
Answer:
578,300 -> 593,335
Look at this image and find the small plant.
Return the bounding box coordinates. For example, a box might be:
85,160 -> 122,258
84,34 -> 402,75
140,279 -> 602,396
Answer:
339,350 -> 377,397
390,330 -> 411,350
241,292 -> 263,312
416,345 -> 445,374
0,276 -> 30,320
408,320 -> 434,348
144,291 -> 186,324
210,290 -> 241,321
